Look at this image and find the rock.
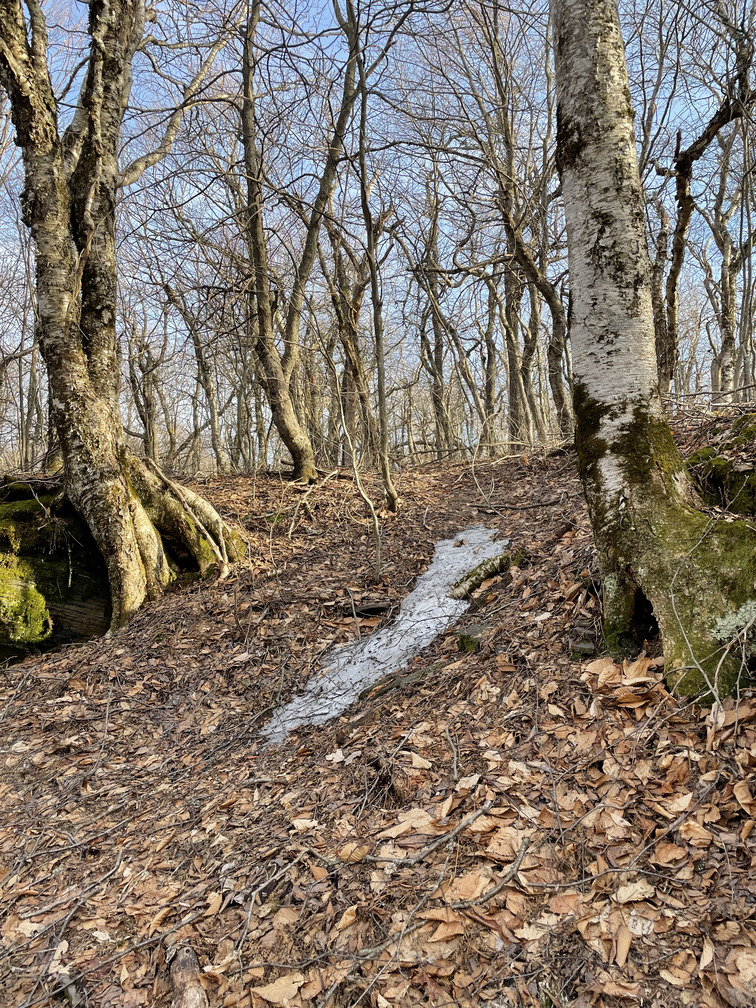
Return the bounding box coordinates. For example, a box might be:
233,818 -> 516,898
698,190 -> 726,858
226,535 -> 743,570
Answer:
457,622 -> 495,653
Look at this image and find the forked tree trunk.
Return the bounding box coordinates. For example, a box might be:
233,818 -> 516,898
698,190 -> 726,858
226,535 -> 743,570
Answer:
553,0 -> 756,697
0,0 -> 244,629
35,196 -> 243,627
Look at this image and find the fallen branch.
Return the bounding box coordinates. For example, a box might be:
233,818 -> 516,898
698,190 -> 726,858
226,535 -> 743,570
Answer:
170,947 -> 208,1008
450,552 -> 511,599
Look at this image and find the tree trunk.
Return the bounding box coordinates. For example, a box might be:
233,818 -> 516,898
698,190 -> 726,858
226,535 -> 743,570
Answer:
553,0 -> 756,698
0,0 -> 244,629
240,11 -> 318,483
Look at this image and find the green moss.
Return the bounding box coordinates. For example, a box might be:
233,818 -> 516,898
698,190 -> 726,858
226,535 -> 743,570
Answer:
687,446 -> 716,466
573,394 -> 756,699
615,408 -> 687,484
0,496 -> 55,551
688,447 -> 756,515
0,555 -> 52,644
732,413 -> 756,435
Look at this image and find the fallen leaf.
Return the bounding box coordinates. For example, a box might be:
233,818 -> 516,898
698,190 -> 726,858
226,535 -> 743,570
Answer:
377,808 -> 437,839
659,966 -> 693,988
335,905 -> 358,931
549,893 -> 581,915
614,880 -> 655,904
678,820 -> 713,847
291,818 -> 319,832
272,907 -> 300,929
666,792 -> 694,814
251,972 -> 306,1005
615,924 -> 632,966
429,919 -> 466,941
204,892 -> 223,917
337,843 -> 370,863
733,779 -> 756,815
652,842 -> 687,865
699,936 -> 715,970
599,979 -> 641,1000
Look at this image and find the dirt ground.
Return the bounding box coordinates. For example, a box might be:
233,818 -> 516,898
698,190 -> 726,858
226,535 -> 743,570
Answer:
1,447 -> 755,1008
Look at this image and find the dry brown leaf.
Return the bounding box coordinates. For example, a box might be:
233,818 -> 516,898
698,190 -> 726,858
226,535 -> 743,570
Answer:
733,780 -> 756,815
599,979 -> 641,1001
147,906 -> 173,935
429,920 -> 466,941
442,871 -> 492,902
272,907 -> 300,929
335,905 -> 358,931
466,815 -> 501,834
666,792 -> 694,814
700,936 -> 715,971
455,773 -> 480,792
549,893 -> 581,915
614,924 -> 632,967
678,820 -> 714,847
204,892 -> 223,917
251,972 -> 306,1005
513,922 -> 547,941
300,964 -> 352,1000
290,818 -> 319,832
659,965 -> 693,988
376,808 -> 438,839
652,842 -> 687,865
486,826 -> 532,859
614,880 -> 655,904
337,842 -> 370,863
419,908 -> 463,923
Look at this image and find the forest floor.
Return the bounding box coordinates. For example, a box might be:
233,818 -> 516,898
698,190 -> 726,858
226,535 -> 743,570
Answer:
1,436 -> 755,1008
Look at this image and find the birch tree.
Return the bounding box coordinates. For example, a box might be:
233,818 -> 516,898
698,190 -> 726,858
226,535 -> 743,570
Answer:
552,0 -> 756,697
0,0 -> 244,627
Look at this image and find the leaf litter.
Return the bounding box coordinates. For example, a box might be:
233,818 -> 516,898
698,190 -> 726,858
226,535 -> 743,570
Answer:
0,454 -> 755,1008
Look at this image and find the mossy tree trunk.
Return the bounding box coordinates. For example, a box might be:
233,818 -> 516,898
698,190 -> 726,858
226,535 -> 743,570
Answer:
552,0 -> 756,697
0,0 -> 244,629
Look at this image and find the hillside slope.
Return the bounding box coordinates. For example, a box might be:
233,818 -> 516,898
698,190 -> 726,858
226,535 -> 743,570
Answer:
1,453 -> 755,1008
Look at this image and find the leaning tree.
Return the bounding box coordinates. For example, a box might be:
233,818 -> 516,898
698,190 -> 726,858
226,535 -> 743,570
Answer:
0,0 -> 244,627
552,0 -> 756,697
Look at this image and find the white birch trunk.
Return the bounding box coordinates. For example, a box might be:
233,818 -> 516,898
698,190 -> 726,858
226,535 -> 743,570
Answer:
552,0 -> 756,697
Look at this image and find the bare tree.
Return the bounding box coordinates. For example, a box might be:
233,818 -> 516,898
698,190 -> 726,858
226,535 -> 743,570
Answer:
0,0 -> 243,627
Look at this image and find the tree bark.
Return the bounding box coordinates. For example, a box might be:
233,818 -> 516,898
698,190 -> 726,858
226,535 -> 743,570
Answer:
0,0 -> 243,628
239,9 -> 318,483
553,0 -> 756,698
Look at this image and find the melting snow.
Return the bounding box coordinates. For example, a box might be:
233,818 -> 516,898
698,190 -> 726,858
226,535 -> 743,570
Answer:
261,526 -> 508,745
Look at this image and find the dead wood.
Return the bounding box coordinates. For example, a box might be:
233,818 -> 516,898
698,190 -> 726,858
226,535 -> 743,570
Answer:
169,947 -> 208,1008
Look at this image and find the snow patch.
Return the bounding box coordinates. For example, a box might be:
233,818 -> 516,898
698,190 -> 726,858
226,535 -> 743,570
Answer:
261,526 -> 508,745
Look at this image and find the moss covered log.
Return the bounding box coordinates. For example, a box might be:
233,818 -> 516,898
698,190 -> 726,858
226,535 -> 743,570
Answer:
449,551 -> 512,599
